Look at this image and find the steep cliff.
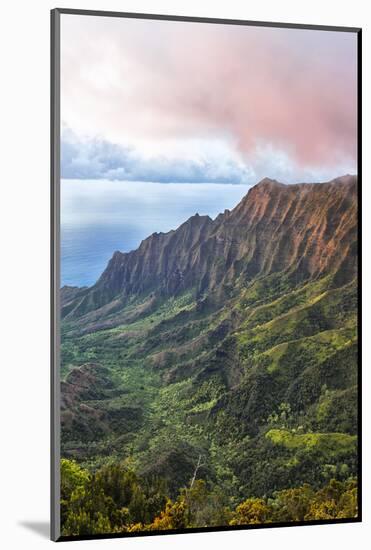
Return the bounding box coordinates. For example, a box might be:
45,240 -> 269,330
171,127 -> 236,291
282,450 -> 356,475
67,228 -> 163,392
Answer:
62,175 -> 357,323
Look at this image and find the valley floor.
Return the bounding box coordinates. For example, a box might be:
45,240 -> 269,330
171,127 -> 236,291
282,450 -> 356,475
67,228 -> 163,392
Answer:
60,269 -> 358,536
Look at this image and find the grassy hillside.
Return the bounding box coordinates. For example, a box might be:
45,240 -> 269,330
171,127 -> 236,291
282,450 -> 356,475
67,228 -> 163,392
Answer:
61,270 -> 358,509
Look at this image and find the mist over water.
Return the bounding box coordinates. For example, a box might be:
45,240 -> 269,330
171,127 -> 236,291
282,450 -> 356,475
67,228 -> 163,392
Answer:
61,179 -> 250,287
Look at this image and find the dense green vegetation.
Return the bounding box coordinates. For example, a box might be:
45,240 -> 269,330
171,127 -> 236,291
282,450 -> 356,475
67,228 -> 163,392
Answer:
61,458 -> 357,536
60,266 -> 358,536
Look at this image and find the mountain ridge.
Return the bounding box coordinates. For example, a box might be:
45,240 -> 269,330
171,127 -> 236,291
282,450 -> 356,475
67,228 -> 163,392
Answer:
61,175 -> 357,325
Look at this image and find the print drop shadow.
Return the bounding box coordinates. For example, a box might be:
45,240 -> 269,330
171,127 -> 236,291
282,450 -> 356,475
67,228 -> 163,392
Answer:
18,521 -> 49,539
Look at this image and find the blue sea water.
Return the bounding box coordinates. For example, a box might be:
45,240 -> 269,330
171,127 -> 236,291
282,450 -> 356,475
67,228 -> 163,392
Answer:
61,179 -> 250,288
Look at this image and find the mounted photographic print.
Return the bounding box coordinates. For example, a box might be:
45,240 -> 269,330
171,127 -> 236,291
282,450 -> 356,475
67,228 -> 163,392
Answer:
51,9 -> 361,541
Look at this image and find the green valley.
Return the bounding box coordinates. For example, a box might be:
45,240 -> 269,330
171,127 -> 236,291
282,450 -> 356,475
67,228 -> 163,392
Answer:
60,176 -> 359,535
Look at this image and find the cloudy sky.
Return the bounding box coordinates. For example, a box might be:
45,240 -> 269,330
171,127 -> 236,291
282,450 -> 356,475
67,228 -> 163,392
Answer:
61,14 -> 357,185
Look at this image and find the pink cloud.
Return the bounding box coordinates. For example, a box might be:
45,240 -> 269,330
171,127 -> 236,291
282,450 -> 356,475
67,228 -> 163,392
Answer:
61,16 -> 357,170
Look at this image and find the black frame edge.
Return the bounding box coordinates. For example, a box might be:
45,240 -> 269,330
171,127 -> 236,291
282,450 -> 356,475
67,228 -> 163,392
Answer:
54,7 -> 361,33
356,27 -> 362,524
57,517 -> 361,543
51,7 -> 61,543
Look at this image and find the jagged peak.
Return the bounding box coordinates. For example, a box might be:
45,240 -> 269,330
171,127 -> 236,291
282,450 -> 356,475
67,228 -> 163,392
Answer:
231,174 -> 357,218
330,174 -> 357,186
181,212 -> 213,226
190,212 -> 212,221
255,177 -> 286,188
241,178 -> 288,202
236,178 -> 286,207
253,174 -> 356,192
61,284 -> 81,291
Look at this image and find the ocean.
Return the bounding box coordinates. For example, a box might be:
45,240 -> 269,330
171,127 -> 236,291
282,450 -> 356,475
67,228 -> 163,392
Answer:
61,179 -> 250,288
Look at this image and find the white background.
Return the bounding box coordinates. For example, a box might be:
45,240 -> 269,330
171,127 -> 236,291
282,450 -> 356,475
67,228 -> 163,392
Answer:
0,0 -> 369,548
